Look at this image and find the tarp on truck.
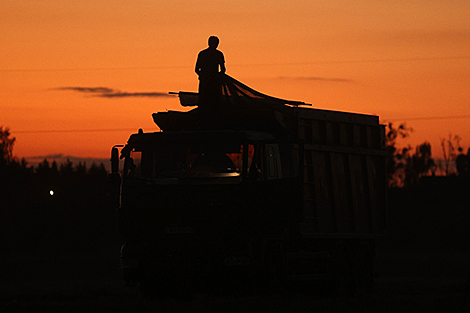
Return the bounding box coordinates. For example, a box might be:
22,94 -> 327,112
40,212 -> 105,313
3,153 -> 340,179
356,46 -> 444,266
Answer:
154,74 -> 308,133
173,74 -> 307,108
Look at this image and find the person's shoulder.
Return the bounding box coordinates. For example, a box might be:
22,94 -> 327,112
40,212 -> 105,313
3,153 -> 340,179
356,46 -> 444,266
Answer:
216,49 -> 225,59
198,48 -> 210,55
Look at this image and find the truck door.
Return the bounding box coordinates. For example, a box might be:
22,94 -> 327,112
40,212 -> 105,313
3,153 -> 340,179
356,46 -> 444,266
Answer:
265,144 -> 283,179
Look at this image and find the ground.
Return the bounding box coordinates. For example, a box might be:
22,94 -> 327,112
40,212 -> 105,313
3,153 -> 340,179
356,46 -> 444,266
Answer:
1,240 -> 469,312
2,184 -> 470,312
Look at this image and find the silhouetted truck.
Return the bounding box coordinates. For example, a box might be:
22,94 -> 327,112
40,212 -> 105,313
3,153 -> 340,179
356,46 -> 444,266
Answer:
112,75 -> 387,295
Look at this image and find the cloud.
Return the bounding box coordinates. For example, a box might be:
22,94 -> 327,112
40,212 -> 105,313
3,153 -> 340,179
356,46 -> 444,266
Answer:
56,87 -> 115,94
278,76 -> 353,83
99,91 -> 173,98
54,86 -> 175,98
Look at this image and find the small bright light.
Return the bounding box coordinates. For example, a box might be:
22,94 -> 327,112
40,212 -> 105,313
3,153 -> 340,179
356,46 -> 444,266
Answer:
49,190 -> 54,196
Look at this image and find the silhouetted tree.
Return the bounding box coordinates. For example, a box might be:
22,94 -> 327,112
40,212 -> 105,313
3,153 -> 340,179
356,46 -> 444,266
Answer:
88,162 -> 107,177
36,159 -> 59,177
75,161 -> 87,176
440,134 -> 461,176
59,158 -> 74,176
0,126 -> 16,165
386,122 -> 412,187
404,142 -> 436,186
455,147 -> 470,176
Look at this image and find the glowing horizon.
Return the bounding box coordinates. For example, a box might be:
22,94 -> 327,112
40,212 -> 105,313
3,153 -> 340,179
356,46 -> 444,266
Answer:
2,0 -> 470,160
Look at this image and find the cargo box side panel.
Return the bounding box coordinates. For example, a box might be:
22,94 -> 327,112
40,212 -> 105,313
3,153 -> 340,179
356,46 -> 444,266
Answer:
297,110 -> 386,237
311,151 -> 336,233
367,154 -> 387,234
302,150 -> 318,231
349,154 -> 372,233
330,152 -> 354,233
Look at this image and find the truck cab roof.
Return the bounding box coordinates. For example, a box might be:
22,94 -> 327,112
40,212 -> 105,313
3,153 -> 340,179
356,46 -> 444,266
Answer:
130,129 -> 275,143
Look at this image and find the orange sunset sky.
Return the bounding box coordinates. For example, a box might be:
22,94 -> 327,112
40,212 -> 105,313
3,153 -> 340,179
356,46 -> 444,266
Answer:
2,0 -> 470,163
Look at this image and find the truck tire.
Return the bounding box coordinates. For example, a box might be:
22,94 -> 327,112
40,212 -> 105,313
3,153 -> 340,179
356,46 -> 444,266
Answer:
330,244 -> 354,297
262,242 -> 286,293
353,243 -> 374,296
140,262 -> 189,298
139,258 -> 165,298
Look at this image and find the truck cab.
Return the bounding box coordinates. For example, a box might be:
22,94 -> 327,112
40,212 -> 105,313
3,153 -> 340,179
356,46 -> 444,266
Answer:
116,130 -> 302,288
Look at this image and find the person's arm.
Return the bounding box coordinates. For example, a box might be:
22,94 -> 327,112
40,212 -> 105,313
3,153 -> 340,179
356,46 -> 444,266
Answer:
195,54 -> 201,76
219,52 -> 226,74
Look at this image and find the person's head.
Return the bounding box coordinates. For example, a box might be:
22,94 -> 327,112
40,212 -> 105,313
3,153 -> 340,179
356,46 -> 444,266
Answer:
208,36 -> 219,49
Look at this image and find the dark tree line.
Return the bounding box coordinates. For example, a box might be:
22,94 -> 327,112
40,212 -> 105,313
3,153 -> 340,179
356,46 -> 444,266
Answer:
2,125 -> 470,254
386,123 -> 470,187
456,148 -> 470,176
1,127 -> 118,254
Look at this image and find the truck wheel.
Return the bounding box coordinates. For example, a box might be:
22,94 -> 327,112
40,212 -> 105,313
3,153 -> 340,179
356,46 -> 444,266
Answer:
139,261 -> 164,298
353,244 -> 374,296
140,264 -> 188,298
262,242 -> 286,292
140,274 -> 164,298
330,244 -> 354,297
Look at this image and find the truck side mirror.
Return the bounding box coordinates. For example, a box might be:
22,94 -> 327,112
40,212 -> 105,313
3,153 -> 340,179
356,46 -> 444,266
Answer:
111,147 -> 119,173
109,145 -> 123,185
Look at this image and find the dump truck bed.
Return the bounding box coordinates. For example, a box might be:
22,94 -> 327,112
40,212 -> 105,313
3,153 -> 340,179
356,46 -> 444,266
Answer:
296,107 -> 386,237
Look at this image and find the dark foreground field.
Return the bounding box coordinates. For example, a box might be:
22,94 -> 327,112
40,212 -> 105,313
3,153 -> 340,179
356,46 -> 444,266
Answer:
1,246 -> 469,313
2,182 -> 470,312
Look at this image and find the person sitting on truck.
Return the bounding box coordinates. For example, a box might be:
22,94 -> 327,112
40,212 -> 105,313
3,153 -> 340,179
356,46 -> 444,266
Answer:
195,36 -> 226,110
